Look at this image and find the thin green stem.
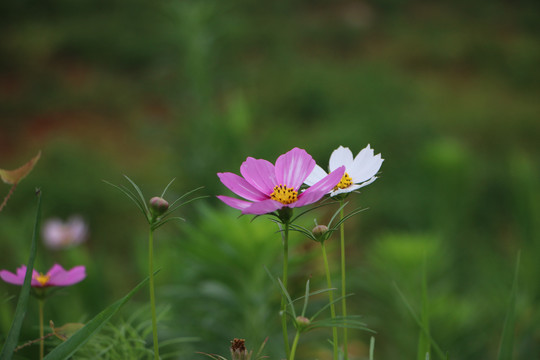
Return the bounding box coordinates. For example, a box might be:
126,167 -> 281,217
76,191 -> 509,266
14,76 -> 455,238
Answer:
289,330 -> 301,360
149,228 -> 159,360
340,200 -> 348,360
321,242 -> 339,360
281,222 -> 290,359
38,298 -> 44,360
0,183 -> 17,213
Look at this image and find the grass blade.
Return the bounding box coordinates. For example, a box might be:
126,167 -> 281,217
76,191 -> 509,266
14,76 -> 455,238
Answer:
497,251 -> 520,360
0,191 -> 42,360
417,257 -> 431,360
43,274 -> 151,360
393,282 -> 446,360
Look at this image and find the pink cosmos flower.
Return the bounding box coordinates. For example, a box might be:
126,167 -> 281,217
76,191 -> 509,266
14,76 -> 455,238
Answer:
217,147 -> 345,215
42,216 -> 88,250
0,264 -> 86,288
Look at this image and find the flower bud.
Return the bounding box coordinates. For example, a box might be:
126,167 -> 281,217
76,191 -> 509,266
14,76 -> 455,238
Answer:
295,316 -> 311,330
312,224 -> 329,242
149,197 -> 169,217
230,338 -> 249,360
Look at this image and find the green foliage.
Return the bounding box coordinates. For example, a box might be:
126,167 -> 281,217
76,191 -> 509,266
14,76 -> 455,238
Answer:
43,274 -> 150,360
0,1 -> 539,359
394,282 -> 446,360
160,204 -> 283,358
71,305 -> 197,360
275,277 -> 373,334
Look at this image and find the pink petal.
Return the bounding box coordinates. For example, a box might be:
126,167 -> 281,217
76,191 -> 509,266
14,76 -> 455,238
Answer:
218,172 -> 267,201
18,266 -> 42,287
304,164 -> 328,186
49,265 -> 86,286
275,148 -> 315,190
217,195 -> 254,211
243,199 -> 284,215
0,269 -> 24,285
47,264 -> 66,277
295,166 -> 345,207
240,157 -> 277,195
1,266 -> 41,286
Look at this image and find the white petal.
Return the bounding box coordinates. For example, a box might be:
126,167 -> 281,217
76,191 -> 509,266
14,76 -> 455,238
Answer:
304,164 -> 328,186
356,176 -> 378,188
330,184 -> 362,197
349,146 -> 384,183
329,146 -> 354,172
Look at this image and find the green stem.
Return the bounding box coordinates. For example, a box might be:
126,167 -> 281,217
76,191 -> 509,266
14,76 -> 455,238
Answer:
321,242 -> 339,360
281,222 -> 290,359
289,330 -> 301,360
149,228 -> 159,360
38,298 -> 44,360
340,200 -> 348,360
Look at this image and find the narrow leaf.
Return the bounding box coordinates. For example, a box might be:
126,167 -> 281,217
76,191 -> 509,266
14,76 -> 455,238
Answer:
328,201 -> 349,227
0,151 -> 41,185
310,293 -> 351,321
277,278 -> 296,319
167,195 -> 208,214
497,251 -> 520,360
151,216 -> 186,231
123,175 -> 149,213
290,201 -> 335,224
103,180 -> 147,220
0,191 -> 42,359
300,279 -> 311,317
43,275 -> 151,360
160,178 -> 176,198
369,336 -> 375,360
167,186 -> 205,209
417,258 -> 431,360
332,207 -> 368,229
394,283 -> 446,360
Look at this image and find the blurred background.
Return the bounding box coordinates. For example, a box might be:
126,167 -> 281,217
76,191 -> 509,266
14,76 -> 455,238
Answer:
1,0 -> 539,359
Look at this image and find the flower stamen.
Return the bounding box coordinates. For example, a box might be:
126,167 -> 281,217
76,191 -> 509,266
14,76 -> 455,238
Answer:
270,184 -> 298,205
334,172 -> 353,190
34,273 -> 50,286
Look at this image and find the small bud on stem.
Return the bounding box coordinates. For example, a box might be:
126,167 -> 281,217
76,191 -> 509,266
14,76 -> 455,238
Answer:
149,197 -> 169,219
312,224 -> 329,242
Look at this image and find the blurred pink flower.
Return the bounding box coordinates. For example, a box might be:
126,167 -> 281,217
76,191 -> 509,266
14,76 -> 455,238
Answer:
0,264 -> 86,287
217,147 -> 345,215
305,145 -> 384,197
42,216 -> 88,250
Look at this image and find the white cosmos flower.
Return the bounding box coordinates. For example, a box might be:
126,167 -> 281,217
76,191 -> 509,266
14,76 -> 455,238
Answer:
305,145 -> 384,197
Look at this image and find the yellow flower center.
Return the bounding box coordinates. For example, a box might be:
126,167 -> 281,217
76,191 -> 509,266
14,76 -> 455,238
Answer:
34,273 -> 50,286
334,172 -> 353,190
270,184 -> 298,205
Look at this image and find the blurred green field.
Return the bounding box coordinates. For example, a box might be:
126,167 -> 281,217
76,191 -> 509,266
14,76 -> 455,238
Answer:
1,0 -> 539,359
